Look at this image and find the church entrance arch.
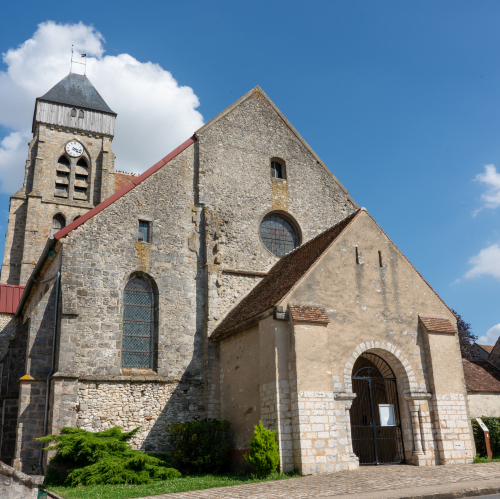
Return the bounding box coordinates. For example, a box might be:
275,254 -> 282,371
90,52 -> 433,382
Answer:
350,352 -> 405,465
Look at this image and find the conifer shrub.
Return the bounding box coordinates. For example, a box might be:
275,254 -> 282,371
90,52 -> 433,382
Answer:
244,420 -> 280,476
166,418 -> 232,473
39,426 -> 181,486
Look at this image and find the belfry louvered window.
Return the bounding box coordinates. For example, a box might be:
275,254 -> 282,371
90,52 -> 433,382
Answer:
122,277 -> 154,369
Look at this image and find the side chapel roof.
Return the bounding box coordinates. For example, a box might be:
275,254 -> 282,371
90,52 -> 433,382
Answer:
462,359 -> 500,393
38,73 -> 116,114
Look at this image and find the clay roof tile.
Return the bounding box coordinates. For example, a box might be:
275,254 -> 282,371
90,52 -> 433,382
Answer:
288,304 -> 330,323
419,317 -> 456,334
462,359 -> 500,392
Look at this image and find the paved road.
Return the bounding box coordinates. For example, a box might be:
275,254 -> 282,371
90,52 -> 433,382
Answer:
137,463 -> 500,499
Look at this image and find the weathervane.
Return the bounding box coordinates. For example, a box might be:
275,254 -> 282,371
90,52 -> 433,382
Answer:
70,45 -> 87,75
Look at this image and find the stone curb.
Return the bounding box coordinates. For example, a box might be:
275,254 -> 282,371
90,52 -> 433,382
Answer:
47,491 -> 66,499
0,460 -> 44,487
399,485 -> 500,499
42,481 -> 500,499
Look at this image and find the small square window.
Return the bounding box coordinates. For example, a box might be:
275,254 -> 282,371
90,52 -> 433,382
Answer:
138,221 -> 150,242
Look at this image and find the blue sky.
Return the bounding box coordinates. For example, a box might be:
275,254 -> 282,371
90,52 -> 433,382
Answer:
0,1 -> 499,343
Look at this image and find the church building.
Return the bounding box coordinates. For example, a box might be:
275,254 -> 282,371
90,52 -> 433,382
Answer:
0,73 -> 475,475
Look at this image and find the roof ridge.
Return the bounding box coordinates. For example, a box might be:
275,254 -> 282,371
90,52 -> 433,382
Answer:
195,86 -> 357,206
54,135 -> 196,240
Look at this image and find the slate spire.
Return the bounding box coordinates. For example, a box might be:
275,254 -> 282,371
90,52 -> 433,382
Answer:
38,73 -> 116,115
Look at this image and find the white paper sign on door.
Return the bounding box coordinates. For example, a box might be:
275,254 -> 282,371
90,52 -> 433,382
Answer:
379,404 -> 396,426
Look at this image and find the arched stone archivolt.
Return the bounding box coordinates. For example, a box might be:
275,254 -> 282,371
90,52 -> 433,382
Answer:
343,341 -> 419,393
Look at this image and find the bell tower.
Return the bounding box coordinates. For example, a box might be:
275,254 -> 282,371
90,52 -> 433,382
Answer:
1,73 -> 117,285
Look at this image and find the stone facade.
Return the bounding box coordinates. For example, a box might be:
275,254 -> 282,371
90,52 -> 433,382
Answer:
0,81 -> 475,476
214,209 -> 475,473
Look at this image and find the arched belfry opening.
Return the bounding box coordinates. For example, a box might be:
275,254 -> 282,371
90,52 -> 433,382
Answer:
350,352 -> 405,465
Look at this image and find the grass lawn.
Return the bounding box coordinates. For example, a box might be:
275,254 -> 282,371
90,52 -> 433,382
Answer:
47,471 -> 299,499
474,456 -> 500,463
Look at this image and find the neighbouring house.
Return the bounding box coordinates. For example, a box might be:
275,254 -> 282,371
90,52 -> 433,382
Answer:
0,73 -> 475,476
473,343 -> 494,361
462,359 -> 500,418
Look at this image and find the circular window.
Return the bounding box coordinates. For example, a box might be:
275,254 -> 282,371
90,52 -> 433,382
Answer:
259,213 -> 300,258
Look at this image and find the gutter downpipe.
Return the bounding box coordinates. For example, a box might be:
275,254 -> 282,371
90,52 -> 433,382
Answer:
35,269 -> 60,476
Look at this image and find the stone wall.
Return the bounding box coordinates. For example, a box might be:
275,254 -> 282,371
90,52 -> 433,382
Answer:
57,144 -> 198,379
197,88 -> 357,337
0,320 -> 27,465
73,378 -> 199,451
0,460 -> 44,499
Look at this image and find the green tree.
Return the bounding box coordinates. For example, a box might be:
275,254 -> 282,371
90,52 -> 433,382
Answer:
452,309 -> 479,360
244,421 -> 280,476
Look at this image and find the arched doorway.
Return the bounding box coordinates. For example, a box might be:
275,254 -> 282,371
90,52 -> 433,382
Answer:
350,352 -> 405,465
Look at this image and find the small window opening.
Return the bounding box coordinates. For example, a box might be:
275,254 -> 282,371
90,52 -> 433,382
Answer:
75,174 -> 88,182
378,251 -> 383,267
71,108 -> 77,118
355,246 -> 359,264
78,110 -> 84,119
51,214 -> 66,236
74,187 -> 87,194
58,155 -> 70,166
76,158 -> 88,168
138,221 -> 150,242
271,160 -> 284,179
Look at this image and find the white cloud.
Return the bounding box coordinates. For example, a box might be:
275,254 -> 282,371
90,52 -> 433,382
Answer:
464,243 -> 500,279
0,21 -> 204,193
478,323 -> 500,346
473,164 -> 500,216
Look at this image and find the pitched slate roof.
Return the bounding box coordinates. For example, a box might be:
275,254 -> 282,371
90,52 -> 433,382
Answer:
462,359 -> 500,392
211,209 -> 360,341
288,304 -> 330,323
419,317 -> 456,334
477,344 -> 494,355
38,73 -> 115,114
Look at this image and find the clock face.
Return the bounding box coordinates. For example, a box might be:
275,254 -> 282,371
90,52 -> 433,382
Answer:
66,141 -> 84,158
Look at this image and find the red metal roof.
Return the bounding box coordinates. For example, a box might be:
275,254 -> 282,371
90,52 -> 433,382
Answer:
54,135 -> 197,241
0,284 -> 25,314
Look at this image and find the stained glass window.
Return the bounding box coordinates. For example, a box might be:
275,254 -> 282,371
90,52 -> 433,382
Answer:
122,277 -> 153,369
259,214 -> 299,258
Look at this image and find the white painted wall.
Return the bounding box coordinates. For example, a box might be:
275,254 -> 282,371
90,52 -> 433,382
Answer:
467,392 -> 500,418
